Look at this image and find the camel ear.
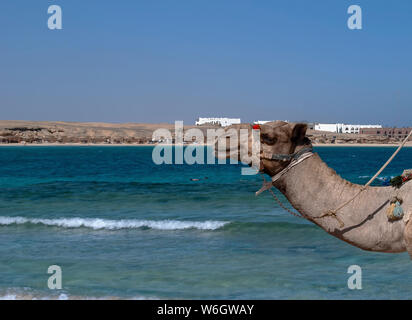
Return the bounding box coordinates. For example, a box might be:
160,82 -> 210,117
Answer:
291,123 -> 308,144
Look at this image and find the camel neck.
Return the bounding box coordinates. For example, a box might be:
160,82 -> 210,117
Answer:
266,152 -> 409,253
273,153 -> 362,230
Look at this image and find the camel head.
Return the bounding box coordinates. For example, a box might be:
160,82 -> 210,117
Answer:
258,121 -> 311,176
214,121 -> 311,176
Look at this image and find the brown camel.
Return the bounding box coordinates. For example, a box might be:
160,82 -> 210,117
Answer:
216,121 -> 412,256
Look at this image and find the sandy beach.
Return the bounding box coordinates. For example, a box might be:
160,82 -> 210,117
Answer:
0,142 -> 411,147
313,142 -> 412,147
0,120 -> 410,147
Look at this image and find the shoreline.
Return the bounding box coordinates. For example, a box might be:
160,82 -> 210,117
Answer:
0,143 -> 410,147
313,143 -> 411,147
1,120 -> 410,147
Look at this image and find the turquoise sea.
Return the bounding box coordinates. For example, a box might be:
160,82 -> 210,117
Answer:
0,146 -> 411,299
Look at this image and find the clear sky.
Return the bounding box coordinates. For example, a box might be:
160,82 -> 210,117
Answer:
1,0 -> 411,126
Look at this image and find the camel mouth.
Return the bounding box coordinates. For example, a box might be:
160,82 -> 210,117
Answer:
214,129 -> 242,162
213,124 -> 259,167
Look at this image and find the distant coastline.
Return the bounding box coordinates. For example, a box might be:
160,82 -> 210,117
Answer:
313,143 -> 411,147
0,142 -> 411,147
0,120 -> 410,147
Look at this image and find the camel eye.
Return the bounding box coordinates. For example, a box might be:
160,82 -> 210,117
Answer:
261,134 -> 276,145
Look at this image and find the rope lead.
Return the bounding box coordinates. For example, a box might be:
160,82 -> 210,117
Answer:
261,129 -> 411,229
315,129 -> 412,228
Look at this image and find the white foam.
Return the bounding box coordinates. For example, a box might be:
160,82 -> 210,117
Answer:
0,294 -> 17,300
0,291 -> 158,300
0,216 -> 228,231
358,175 -> 393,181
58,293 -> 69,300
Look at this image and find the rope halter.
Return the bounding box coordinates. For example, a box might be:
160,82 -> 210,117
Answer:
256,146 -> 314,196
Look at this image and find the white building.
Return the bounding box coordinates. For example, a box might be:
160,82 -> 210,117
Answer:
195,117 -> 241,127
314,123 -> 382,134
253,120 -> 289,125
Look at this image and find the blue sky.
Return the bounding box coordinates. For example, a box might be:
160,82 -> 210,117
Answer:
0,0 -> 411,126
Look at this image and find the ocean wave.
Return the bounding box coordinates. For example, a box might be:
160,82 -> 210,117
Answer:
0,290 -> 158,300
0,293 -> 69,300
223,221 -> 316,232
358,175 -> 393,181
0,216 -> 229,231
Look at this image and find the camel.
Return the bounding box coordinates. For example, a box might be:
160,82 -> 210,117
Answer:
215,121 -> 412,256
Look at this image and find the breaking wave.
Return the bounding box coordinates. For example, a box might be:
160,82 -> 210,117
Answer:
0,216 -> 229,231
0,290 -> 158,300
358,175 -> 393,181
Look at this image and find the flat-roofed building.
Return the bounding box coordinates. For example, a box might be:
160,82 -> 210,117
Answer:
195,117 -> 241,127
253,120 -> 289,125
315,123 -> 341,133
314,123 -> 382,134
360,127 -> 412,140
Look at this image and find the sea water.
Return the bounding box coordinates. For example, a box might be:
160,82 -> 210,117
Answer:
0,146 -> 411,299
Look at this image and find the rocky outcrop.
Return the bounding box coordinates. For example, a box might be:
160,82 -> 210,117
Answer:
307,130 -> 406,145
0,121 -> 214,145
